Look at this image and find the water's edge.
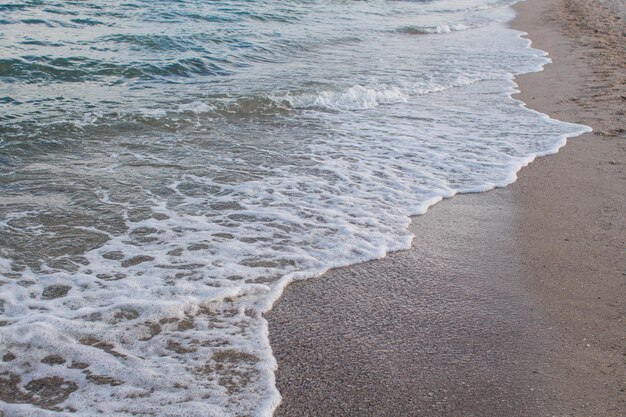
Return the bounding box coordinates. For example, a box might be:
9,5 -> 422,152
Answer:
259,23 -> 592,417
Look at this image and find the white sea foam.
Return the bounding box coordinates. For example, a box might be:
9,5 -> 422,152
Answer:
282,85 -> 409,110
400,22 -> 473,34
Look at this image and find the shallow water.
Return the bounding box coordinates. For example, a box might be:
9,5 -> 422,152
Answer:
0,0 -> 589,415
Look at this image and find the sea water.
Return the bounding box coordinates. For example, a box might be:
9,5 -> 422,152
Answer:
0,0 -> 590,415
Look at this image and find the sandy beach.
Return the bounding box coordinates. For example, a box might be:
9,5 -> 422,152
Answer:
266,0 -> 625,415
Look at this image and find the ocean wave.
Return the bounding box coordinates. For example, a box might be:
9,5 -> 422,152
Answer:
277,85 -> 409,111
0,79 -> 486,145
0,56 -> 235,83
398,22 -> 474,34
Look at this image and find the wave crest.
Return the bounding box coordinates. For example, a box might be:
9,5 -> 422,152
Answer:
398,23 -> 473,35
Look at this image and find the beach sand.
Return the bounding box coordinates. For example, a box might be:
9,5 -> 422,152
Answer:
266,0 -> 625,415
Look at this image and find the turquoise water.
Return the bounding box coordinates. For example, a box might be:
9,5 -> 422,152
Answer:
0,1 -> 589,415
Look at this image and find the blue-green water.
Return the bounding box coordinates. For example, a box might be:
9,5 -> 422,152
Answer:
0,1 -> 589,415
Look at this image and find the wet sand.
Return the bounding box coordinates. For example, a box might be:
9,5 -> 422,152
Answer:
266,0 -> 625,415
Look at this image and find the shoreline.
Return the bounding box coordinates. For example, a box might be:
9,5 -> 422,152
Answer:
266,0 -> 625,415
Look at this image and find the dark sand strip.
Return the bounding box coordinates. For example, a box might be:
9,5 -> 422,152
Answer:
266,0 -> 625,415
